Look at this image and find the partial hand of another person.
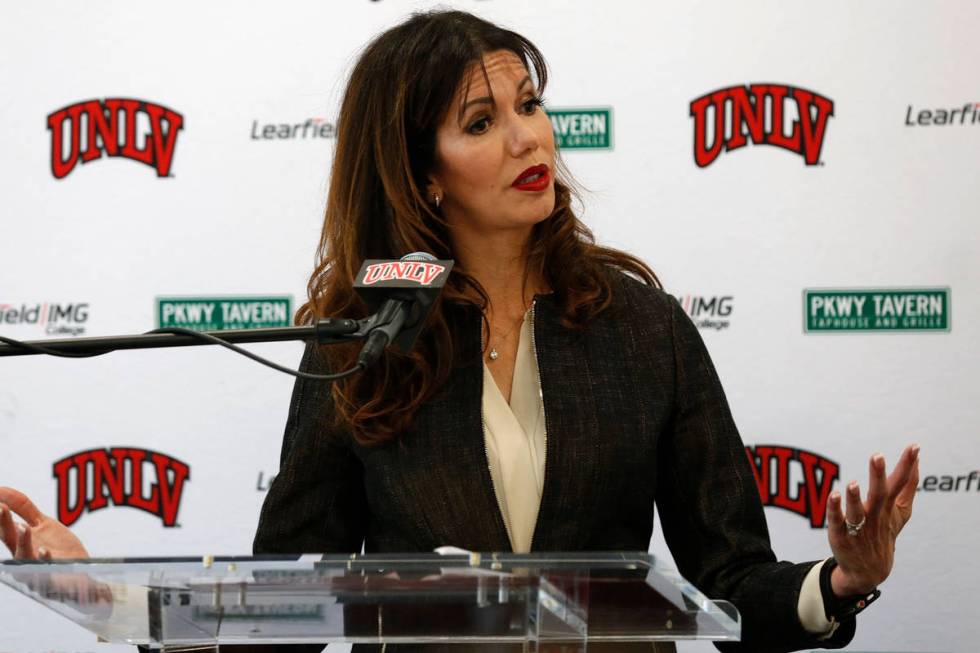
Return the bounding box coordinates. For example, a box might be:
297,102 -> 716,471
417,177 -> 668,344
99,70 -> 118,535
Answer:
826,444 -> 920,596
0,487 -> 89,560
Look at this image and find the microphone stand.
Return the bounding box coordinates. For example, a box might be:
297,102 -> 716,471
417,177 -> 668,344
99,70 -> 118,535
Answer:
0,317 -> 371,358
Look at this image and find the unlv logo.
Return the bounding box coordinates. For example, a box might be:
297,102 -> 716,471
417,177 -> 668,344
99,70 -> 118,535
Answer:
744,445 -> 839,528
47,98 -> 184,179
52,447 -> 190,527
690,84 -> 834,167
361,261 -> 446,286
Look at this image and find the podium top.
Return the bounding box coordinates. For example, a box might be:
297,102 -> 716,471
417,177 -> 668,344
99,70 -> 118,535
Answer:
1,552 -> 740,647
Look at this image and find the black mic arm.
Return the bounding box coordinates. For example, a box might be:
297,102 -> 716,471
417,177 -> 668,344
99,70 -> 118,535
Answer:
0,318 -> 365,359
356,298 -> 411,370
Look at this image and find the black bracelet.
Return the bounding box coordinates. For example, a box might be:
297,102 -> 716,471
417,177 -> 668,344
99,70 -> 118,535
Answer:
819,557 -> 881,622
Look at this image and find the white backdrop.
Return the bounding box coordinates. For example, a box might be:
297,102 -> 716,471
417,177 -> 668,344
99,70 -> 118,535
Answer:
1,1 -> 978,651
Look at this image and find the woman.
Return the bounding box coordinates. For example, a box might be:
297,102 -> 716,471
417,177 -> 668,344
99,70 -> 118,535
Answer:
1,9 -> 918,653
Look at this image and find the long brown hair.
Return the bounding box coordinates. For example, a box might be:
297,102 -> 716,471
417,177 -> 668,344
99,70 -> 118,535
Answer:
297,10 -> 659,445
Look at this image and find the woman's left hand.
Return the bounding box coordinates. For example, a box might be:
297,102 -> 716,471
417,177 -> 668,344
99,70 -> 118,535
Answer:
826,443 -> 920,596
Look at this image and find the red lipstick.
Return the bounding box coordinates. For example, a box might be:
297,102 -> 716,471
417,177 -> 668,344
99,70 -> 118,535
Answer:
511,164 -> 550,191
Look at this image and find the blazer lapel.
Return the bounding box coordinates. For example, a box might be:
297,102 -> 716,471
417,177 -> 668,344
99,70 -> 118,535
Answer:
529,296 -> 603,551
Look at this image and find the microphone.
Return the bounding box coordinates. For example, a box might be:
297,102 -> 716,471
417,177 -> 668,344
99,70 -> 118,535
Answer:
353,252 -> 453,369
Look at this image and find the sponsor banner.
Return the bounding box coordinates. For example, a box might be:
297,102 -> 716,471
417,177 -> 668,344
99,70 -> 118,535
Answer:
745,444 -> 839,528
918,471 -> 980,493
52,447 -> 191,527
250,117 -> 337,140
803,288 -> 950,332
547,108 -> 612,149
0,302 -> 90,337
679,294 -> 732,331
905,102 -> 980,127
47,98 -> 183,179
156,296 -> 292,331
689,83 -> 834,167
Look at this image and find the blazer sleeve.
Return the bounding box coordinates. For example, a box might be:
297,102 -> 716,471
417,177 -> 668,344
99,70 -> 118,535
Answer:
655,296 -> 856,653
253,343 -> 369,555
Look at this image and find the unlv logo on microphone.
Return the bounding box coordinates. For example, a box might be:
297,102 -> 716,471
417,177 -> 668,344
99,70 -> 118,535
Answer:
744,445 -> 839,528
690,84 -> 834,167
47,98 -> 184,179
52,447 -> 190,527
361,261 -> 447,286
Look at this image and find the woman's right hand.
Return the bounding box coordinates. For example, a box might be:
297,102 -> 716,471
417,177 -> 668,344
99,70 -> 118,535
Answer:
0,487 -> 89,560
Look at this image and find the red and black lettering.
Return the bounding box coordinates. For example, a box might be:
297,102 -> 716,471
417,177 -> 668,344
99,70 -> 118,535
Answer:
690,84 -> 834,167
47,98 -> 183,179
52,447 -> 190,527
744,444 -> 839,528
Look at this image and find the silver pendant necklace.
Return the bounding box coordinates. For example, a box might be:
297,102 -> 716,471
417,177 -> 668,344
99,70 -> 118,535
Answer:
486,306 -> 530,363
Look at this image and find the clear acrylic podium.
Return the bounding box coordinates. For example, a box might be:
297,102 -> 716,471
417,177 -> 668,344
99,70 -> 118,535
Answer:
1,552 -> 740,651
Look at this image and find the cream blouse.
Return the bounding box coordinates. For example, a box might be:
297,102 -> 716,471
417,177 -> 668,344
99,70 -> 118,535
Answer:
481,315 -> 546,555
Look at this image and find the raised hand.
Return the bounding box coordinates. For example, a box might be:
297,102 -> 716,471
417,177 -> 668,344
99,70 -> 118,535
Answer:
0,487 -> 89,560
825,444 -> 920,596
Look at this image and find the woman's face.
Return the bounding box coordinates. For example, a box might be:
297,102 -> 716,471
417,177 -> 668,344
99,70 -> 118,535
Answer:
429,50 -> 556,240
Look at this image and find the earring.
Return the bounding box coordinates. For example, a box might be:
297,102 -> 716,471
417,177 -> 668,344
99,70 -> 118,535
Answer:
433,193 -> 441,209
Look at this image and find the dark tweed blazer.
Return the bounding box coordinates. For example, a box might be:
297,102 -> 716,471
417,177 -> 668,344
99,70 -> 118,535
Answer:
252,272 -> 856,653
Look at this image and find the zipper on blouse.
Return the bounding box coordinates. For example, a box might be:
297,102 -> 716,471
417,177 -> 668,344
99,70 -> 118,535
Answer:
526,299 -> 546,553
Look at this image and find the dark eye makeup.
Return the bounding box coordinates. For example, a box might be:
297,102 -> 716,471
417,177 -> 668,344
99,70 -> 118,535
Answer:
465,95 -> 545,135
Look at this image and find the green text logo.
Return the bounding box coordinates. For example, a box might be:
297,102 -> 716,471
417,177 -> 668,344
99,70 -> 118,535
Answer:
156,297 -> 292,331
547,108 -> 612,149
803,288 -> 950,332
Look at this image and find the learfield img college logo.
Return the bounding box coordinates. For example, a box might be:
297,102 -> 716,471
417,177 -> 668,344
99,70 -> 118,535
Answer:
680,294 -> 733,331
47,98 -> 183,179
0,302 -> 90,336
905,101 -> 980,127
690,84 -> 834,167
251,117 -> 337,140
52,447 -> 190,527
804,288 -> 950,332
919,469 -> 980,493
157,296 -> 292,331
745,444 -> 840,528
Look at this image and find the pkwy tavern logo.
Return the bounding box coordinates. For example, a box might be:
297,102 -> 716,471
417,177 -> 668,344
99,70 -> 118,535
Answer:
47,98 -> 183,179
690,84 -> 834,167
745,445 -> 840,528
547,108 -> 612,149
53,447 -> 190,527
156,297 -> 292,331
804,288 -> 950,332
